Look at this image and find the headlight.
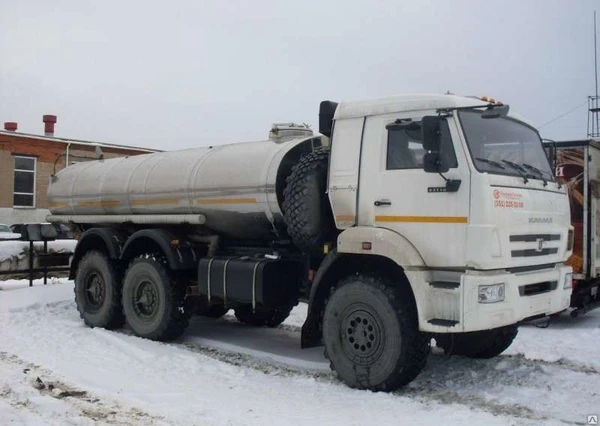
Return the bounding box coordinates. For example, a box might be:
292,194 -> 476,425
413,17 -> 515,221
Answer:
478,283 -> 505,303
563,273 -> 573,289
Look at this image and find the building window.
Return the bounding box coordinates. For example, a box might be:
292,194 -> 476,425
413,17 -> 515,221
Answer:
13,156 -> 36,208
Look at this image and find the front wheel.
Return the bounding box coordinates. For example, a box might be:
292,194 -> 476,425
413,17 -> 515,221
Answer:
435,325 -> 518,358
122,257 -> 188,341
322,274 -> 430,391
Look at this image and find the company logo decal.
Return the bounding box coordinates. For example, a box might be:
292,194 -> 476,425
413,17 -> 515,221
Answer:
493,189 -> 524,209
536,238 -> 545,252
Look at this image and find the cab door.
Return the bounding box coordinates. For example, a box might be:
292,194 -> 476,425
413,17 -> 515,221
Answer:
357,111 -> 470,267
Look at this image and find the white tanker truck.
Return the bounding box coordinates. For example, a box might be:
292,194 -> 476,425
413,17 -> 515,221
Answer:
47,94 -> 573,391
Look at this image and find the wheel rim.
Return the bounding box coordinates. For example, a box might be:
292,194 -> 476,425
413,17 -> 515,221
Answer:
341,308 -> 384,363
84,271 -> 106,312
132,279 -> 159,321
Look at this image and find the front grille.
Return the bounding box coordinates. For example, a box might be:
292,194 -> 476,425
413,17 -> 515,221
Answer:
507,263 -> 556,273
511,248 -> 559,257
510,233 -> 561,258
509,234 -> 561,243
519,280 -> 558,296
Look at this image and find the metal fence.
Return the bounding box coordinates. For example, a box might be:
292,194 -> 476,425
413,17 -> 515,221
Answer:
0,223 -> 72,286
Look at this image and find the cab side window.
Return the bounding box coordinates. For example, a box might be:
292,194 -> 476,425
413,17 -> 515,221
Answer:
386,119 -> 458,170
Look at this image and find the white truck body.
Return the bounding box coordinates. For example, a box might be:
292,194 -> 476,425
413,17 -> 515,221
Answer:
47,93 -> 573,391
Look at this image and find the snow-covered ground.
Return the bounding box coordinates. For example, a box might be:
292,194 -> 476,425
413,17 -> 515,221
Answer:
1,279 -> 598,425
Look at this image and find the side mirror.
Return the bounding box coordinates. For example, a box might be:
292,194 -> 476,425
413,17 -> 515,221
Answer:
319,100 -> 338,138
422,116 -> 441,151
422,115 -> 449,173
424,152 -> 450,174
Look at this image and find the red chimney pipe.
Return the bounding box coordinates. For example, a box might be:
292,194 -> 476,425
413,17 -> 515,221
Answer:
43,114 -> 57,136
4,122 -> 17,131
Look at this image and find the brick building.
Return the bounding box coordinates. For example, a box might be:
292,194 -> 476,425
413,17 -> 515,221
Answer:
0,116 -> 158,225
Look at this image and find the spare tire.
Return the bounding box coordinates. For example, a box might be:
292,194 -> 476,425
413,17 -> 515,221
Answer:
282,147 -> 335,254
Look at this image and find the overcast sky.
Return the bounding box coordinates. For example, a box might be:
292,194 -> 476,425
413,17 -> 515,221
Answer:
0,0 -> 598,150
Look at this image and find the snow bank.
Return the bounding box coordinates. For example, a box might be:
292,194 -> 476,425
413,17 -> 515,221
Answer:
0,240 -> 76,262
0,240 -> 76,278
0,277 -> 63,292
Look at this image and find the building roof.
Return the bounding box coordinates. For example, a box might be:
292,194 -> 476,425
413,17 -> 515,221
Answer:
0,130 -> 161,153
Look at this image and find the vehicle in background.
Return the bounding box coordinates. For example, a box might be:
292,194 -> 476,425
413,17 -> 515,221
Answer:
545,139 -> 600,316
10,223 -> 75,241
46,94 -> 573,391
0,223 -> 22,240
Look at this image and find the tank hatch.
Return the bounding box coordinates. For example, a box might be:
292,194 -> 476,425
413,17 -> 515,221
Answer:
269,123 -> 313,141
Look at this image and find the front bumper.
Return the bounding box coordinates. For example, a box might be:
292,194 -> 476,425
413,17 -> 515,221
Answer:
416,264 -> 572,333
462,264 -> 572,332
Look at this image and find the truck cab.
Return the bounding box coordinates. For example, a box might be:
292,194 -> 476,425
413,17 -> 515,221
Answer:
319,94 -> 572,335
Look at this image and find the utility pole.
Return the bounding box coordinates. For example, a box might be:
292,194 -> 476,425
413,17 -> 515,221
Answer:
588,11 -> 600,138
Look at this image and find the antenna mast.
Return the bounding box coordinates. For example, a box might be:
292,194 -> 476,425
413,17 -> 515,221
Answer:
589,11 -> 600,138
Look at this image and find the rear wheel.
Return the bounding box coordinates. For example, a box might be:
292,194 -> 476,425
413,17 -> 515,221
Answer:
435,325 -> 518,358
322,274 -> 430,391
74,251 -> 124,329
122,257 -> 188,341
234,305 -> 292,327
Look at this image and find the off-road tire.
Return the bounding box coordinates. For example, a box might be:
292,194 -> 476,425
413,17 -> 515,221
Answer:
282,147 -> 335,254
122,257 -> 188,341
323,274 -> 430,391
435,325 -> 518,359
234,305 -> 292,327
74,251 -> 125,329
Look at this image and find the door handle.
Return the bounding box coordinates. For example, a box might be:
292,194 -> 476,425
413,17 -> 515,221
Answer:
374,200 -> 392,207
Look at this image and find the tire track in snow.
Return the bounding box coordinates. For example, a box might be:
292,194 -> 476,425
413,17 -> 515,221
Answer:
221,313 -> 600,376
176,315 -> 599,425
0,352 -> 164,425
173,336 -> 592,425
500,353 -> 600,375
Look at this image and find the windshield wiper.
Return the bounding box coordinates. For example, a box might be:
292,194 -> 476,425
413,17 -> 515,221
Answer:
521,163 -> 549,187
501,160 -> 533,184
475,157 -> 505,170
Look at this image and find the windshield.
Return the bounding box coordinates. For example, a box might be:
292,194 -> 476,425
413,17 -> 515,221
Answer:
0,225 -> 10,232
459,110 -> 554,181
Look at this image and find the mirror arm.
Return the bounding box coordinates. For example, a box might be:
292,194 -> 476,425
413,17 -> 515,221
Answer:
438,171 -> 461,193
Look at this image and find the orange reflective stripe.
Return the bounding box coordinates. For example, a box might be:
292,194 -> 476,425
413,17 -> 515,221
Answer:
131,198 -> 180,206
375,215 -> 468,224
77,200 -> 120,208
195,198 -> 256,205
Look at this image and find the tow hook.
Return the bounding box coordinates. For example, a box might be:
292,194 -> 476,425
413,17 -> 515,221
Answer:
521,315 -> 551,328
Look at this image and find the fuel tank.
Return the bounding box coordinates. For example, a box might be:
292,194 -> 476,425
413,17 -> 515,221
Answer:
47,127 -> 322,240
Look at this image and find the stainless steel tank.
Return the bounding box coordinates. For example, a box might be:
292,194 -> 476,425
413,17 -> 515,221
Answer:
47,126 -> 323,240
